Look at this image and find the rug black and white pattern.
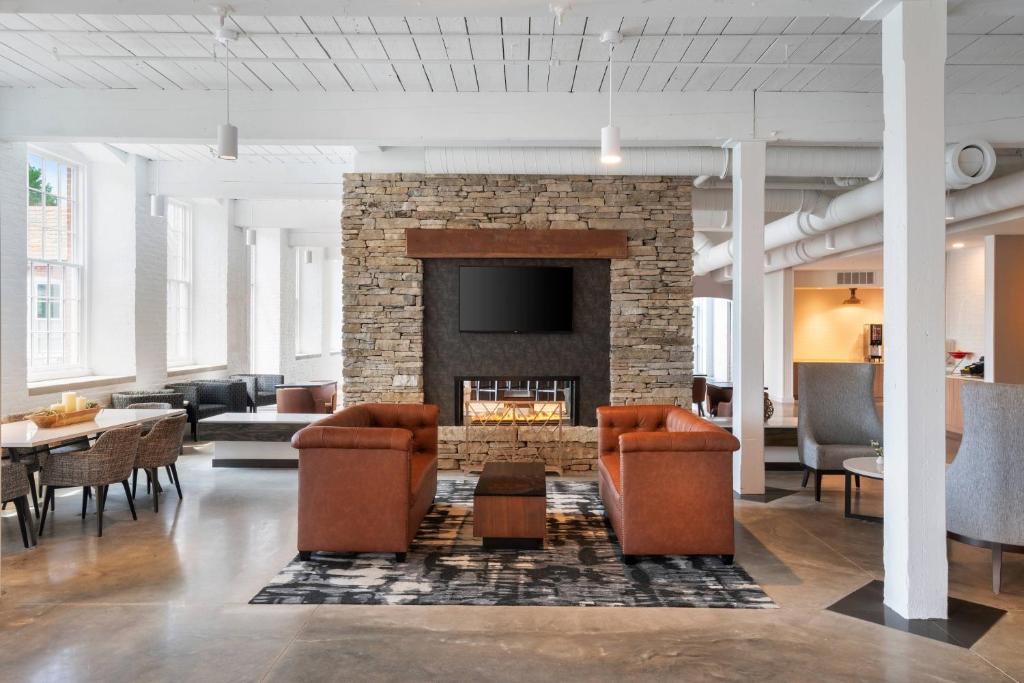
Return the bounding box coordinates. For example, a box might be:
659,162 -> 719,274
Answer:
251,479 -> 776,608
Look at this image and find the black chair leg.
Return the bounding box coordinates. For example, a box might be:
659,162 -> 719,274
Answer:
394,552 -> 407,563
801,468 -> 810,488
96,485 -> 107,537
81,486 -> 90,519
14,496 -> 33,548
39,487 -> 55,534
170,464 -> 183,499
122,480 -> 138,521
132,468 -> 139,498
151,469 -> 160,513
855,474 -> 861,489
25,468 -> 40,518
814,471 -> 823,502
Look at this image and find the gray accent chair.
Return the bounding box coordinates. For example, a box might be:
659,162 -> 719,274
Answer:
797,363 -> 883,502
111,390 -> 186,410
230,374 -> 284,412
133,413 -> 188,513
166,380 -> 248,440
947,381 -> 1024,594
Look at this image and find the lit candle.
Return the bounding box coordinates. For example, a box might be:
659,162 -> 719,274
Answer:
61,391 -> 77,412
49,403 -> 63,411
76,396 -> 88,411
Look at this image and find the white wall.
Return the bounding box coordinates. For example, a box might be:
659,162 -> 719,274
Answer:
0,141 -> 28,416
0,147 -> 247,416
944,245 -> 985,362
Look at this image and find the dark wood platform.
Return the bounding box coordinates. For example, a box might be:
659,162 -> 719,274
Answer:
473,462 -> 547,550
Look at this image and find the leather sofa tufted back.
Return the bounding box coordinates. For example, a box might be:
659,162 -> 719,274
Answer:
316,404 -> 438,460
596,405 -> 677,460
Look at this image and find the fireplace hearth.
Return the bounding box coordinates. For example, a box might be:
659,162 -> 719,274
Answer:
454,377 -> 579,427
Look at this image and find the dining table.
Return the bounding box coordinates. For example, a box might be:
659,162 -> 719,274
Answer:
1,408 -> 186,452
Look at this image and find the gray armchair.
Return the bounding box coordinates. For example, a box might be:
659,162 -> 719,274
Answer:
230,374 -> 284,412
797,363 -> 883,502
111,390 -> 186,410
166,380 -> 248,440
947,381 -> 1024,594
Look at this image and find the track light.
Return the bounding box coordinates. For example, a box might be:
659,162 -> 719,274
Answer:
825,232 -> 836,251
305,248 -> 314,265
599,31 -> 623,166
245,228 -> 256,246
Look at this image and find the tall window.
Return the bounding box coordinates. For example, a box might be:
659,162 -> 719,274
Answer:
693,297 -> 732,380
166,201 -> 193,365
27,151 -> 84,379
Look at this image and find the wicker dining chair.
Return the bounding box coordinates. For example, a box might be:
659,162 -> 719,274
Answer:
2,459 -> 36,548
132,413 -> 188,513
39,424 -> 142,537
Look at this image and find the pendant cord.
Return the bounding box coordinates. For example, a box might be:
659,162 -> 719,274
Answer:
225,41 -> 230,124
607,43 -> 613,126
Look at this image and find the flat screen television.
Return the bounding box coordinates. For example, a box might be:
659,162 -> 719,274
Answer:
459,266 -> 573,333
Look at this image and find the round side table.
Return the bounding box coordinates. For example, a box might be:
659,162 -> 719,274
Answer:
843,456 -> 883,523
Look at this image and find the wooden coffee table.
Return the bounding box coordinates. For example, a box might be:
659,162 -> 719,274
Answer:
473,461 -> 547,550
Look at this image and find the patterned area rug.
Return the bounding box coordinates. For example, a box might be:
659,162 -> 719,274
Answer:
251,479 -> 776,608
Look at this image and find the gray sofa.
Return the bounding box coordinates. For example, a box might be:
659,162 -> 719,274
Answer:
947,381 -> 1024,594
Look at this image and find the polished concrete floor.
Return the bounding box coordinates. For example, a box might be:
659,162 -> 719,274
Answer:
1,449 -> 1021,682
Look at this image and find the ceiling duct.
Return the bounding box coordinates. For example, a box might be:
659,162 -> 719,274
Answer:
695,141 -> 996,275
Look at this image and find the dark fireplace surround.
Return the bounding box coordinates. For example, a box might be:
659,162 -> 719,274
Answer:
423,258 -> 611,427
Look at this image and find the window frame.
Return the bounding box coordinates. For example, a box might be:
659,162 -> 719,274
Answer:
165,199 -> 194,367
26,147 -> 88,382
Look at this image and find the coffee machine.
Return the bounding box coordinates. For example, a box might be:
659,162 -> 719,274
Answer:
864,324 -> 883,362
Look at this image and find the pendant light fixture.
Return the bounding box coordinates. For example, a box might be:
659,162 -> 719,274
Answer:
215,8 -> 239,160
599,30 -> 623,165
843,287 -> 862,305
149,160 -> 165,217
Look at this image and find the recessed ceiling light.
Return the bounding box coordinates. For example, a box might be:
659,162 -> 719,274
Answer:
951,242 -> 965,249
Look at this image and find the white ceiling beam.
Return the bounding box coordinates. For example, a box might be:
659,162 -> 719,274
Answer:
1,0 -> 1015,17
4,88 -> 1022,147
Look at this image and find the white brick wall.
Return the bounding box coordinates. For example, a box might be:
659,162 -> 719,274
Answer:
0,151 -> 249,416
0,142 -> 28,416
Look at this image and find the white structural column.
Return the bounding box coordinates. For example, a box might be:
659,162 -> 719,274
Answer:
730,140 -> 767,495
763,269 -> 794,402
880,0 -> 949,619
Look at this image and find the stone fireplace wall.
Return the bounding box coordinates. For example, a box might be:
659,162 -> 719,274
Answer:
342,174 -> 694,469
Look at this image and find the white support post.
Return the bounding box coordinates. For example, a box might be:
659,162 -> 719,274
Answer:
880,0 -> 948,619
764,269 -> 794,402
730,140 -> 767,495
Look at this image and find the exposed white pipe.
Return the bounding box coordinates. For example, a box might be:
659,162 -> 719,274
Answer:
711,168 -> 1024,279
694,189 -> 829,214
695,141 -> 997,275
421,146 -> 889,178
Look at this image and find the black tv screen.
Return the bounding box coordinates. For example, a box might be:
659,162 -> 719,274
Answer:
459,266 -> 573,333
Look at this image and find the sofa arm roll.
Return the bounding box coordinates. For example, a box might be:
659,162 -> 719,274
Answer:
620,430 -> 740,454
291,426 -> 412,452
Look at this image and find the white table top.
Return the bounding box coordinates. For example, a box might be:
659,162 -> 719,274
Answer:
1,408 -> 185,449
199,412 -> 325,424
843,456 -> 884,479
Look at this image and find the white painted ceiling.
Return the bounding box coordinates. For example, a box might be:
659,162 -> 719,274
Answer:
110,142 -> 353,163
1,12 -> 1022,94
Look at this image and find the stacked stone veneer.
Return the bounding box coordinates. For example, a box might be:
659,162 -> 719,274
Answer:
342,174 -> 694,471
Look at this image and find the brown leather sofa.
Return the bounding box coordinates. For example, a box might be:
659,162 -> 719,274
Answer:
597,404 -> 741,563
290,403 -> 439,562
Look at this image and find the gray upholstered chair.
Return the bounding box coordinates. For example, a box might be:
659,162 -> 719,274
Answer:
2,459 -> 36,548
127,402 -> 173,410
230,373 -> 284,412
133,413 -> 188,513
947,381 -> 1024,594
797,362 -> 883,502
39,425 -> 142,537
111,390 -> 186,410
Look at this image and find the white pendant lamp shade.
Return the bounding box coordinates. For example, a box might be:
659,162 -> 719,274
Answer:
245,228 -> 256,246
150,193 -> 166,217
304,248 -> 314,265
217,122 -> 238,160
600,125 -> 622,165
